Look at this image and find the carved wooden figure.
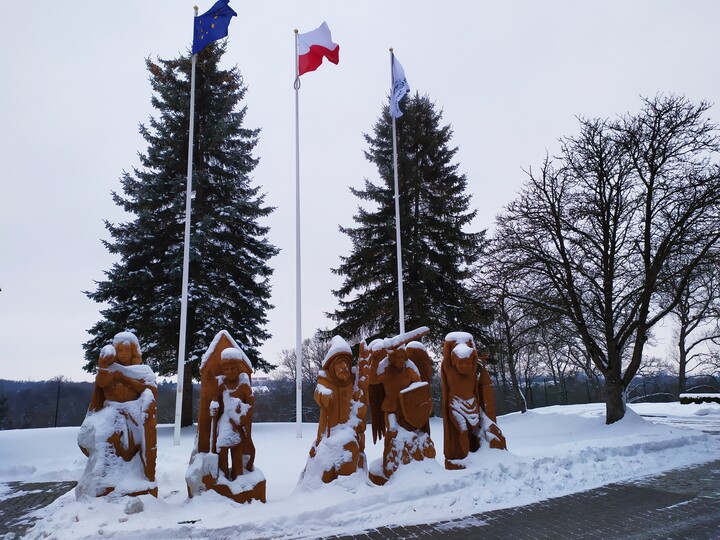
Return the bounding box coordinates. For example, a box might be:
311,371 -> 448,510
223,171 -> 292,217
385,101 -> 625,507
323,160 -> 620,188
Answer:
478,351 -> 506,450
76,332 -> 158,498
300,336 -> 369,486
186,330 -> 266,504
441,332 -> 506,470
367,327 -> 436,486
355,340 -> 371,469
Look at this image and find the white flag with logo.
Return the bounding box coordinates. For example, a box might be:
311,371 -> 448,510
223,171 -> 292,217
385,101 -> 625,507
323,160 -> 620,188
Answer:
390,55 -> 409,118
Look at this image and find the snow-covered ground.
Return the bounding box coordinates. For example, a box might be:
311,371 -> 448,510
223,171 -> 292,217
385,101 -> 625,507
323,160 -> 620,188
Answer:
2,402 -> 719,540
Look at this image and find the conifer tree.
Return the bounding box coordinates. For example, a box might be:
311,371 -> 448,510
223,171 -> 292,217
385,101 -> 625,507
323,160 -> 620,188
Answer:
83,43 -> 278,422
330,93 -> 489,345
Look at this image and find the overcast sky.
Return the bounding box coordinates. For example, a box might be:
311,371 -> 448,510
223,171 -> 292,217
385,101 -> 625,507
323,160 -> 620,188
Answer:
1,1 -> 719,382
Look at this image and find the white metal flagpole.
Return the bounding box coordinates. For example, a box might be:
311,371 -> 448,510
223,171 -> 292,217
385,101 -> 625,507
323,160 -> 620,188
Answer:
293,29 -> 303,439
173,6 -> 199,446
390,49 -> 406,335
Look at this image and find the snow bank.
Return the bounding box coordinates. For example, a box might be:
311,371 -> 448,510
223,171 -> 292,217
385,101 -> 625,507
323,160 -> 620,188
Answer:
1,403 -> 717,540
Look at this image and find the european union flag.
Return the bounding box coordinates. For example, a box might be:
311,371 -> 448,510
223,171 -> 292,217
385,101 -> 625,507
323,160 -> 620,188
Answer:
192,0 -> 237,55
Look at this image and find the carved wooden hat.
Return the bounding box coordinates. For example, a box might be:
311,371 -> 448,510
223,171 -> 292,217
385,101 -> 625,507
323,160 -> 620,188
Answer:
322,336 -> 353,370
220,347 -> 253,374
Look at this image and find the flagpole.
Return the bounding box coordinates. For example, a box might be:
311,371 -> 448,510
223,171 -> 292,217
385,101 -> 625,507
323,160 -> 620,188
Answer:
390,49 -> 406,335
293,29 -> 303,439
173,6 -> 199,447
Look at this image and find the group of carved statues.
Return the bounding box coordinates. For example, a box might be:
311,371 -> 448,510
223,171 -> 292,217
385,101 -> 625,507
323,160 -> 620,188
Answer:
77,327 -> 506,502
301,326 -> 507,486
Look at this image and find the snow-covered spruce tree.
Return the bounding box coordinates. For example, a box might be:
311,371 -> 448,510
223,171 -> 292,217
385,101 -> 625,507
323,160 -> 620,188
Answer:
330,93 -> 490,346
83,43 -> 278,425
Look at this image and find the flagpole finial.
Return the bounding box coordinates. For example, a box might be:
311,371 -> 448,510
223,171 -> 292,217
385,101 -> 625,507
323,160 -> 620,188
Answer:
294,28 -> 299,34
193,6 -> 198,15
389,47 -> 393,52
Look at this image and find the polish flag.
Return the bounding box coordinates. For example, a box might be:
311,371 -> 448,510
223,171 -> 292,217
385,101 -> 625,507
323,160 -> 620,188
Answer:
297,22 -> 340,76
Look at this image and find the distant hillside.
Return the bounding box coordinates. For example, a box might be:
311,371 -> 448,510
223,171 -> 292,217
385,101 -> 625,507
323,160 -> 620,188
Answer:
0,377 -> 296,430
2,373 -> 716,430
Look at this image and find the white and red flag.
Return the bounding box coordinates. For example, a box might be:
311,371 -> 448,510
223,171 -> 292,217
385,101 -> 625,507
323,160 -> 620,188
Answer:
297,22 -> 340,76
292,21 -> 339,438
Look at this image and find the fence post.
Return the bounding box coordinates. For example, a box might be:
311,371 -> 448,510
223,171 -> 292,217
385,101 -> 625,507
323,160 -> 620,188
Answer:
54,382 -> 61,427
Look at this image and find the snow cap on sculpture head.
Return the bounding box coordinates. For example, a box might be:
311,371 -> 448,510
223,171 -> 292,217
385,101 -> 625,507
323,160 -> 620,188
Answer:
322,336 -> 353,384
112,331 -> 142,366
451,342 -> 477,376
220,347 -> 252,374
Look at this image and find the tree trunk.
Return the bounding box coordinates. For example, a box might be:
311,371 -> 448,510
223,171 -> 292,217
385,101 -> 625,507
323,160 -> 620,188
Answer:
604,374 -> 625,424
181,362 -> 194,427
507,354 -> 526,413
678,326 -> 688,395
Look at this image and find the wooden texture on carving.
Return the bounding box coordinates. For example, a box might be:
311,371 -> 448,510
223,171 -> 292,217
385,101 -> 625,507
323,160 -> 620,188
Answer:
479,352 -> 507,451
186,330 -> 265,504
300,336 -> 369,486
367,328 -> 436,486
77,332 -> 158,498
441,333 -> 506,470
197,331 -> 236,454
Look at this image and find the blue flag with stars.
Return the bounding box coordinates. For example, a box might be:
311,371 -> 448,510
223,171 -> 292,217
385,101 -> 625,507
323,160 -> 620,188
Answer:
192,0 -> 237,55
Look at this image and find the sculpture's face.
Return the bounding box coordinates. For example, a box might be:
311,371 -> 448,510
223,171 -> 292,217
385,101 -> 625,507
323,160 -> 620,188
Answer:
389,348 -> 407,369
115,343 -> 132,365
453,353 -> 474,376
222,362 -> 239,384
333,358 -> 352,382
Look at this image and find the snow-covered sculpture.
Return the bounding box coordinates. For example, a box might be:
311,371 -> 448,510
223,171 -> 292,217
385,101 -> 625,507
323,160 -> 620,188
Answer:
477,349 -> 507,449
186,330 -> 266,504
355,340 -> 371,466
367,327 -> 436,486
299,336 -> 370,487
441,332 -> 506,470
76,332 -> 158,498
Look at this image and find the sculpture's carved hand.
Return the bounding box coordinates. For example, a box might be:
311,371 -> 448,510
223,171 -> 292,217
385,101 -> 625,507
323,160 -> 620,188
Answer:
209,400 -> 220,417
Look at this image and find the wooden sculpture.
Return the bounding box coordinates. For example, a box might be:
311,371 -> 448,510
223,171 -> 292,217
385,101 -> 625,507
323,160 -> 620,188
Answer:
76,332 -> 158,498
355,340 -> 371,469
299,336 -> 370,486
367,327 -> 436,486
186,330 -> 266,504
441,332 -> 507,470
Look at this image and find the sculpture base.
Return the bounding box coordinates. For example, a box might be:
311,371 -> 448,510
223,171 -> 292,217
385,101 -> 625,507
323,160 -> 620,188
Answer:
368,470 -> 389,486
489,428 -> 507,450
186,452 -> 266,504
368,427 -> 435,486
303,430 -> 361,485
444,459 -> 465,471
206,474 -> 266,504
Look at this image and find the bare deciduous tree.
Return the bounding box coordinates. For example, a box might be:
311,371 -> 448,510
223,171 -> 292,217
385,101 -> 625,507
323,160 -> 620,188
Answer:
274,330 -> 332,387
492,95 -> 720,423
667,255 -> 720,393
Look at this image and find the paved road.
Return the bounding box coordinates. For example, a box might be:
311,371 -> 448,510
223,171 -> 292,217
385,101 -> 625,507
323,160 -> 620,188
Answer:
324,412 -> 720,540
0,481 -> 77,539
324,459 -> 720,540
